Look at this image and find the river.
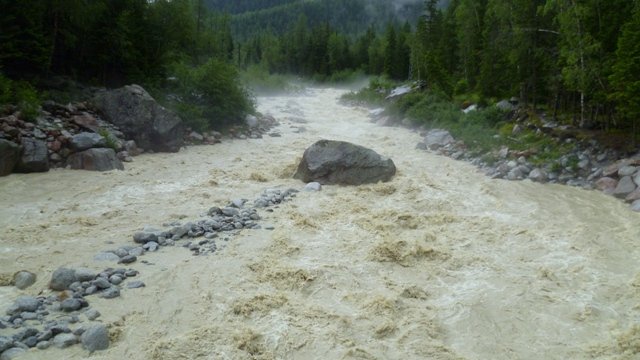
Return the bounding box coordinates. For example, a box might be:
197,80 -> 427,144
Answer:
1,87 -> 639,359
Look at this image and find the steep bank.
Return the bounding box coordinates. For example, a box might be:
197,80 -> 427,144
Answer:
1,88 -> 639,359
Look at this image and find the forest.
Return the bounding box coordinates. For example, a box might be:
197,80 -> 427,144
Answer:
1,0 -> 639,138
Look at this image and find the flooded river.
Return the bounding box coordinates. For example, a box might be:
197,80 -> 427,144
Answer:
1,87 -> 639,359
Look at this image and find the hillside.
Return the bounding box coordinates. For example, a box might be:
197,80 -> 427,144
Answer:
206,0 -> 425,38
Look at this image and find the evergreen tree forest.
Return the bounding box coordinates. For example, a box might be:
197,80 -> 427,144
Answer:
235,0 -> 640,137
1,0 -> 639,136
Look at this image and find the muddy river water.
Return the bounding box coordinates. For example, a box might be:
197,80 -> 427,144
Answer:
1,87 -> 639,359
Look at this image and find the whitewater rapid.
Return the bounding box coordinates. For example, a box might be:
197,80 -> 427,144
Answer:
1,87 -> 639,359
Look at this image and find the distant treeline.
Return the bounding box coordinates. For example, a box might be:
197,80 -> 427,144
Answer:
237,0 -> 640,134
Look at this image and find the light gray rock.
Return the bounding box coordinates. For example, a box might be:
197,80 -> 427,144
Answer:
36,341 -> 50,350
53,333 -> 77,348
13,271 -> 36,290
126,281 -> 145,289
75,268 -> 97,282
0,348 -> 24,360
118,255 -> 137,264
84,309 -> 101,321
69,132 -> 106,151
60,298 -> 82,312
100,287 -> 120,299
81,323 -> 110,352
68,148 -> 124,171
9,296 -> 40,314
294,140 -> 396,185
133,232 -> 158,244
109,275 -> 123,285
303,182 -> 322,191
93,252 -> 120,262
0,336 -> 13,352
92,278 -> 111,290
50,268 -> 76,291
619,166 -> 637,177
496,100 -> 514,111
221,207 -> 239,217
128,247 -> 144,257
613,176 -> 637,198
632,200 -> 640,212
423,129 -> 455,150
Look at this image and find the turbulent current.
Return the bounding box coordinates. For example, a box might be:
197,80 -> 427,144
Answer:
1,87 -> 640,359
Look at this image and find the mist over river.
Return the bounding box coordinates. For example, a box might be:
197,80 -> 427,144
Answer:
1,87 -> 639,359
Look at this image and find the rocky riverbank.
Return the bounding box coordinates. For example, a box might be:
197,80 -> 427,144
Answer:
368,103 -> 640,212
0,84 -> 280,177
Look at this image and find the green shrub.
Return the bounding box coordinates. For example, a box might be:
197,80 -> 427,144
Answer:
0,73 -> 41,121
14,82 -> 40,122
164,59 -> 255,131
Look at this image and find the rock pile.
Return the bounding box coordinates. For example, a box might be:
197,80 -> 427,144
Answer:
0,266 -> 140,357
0,102 -> 128,175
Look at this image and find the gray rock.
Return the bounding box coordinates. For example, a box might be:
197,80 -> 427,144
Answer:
109,275 -> 123,285
84,309 -> 101,321
60,298 -> 82,312
0,348 -> 25,360
15,138 -> 49,173
126,281 -> 145,289
74,268 -> 97,282
221,207 -> 239,217
67,148 -> 124,171
92,278 -> 111,290
36,341 -> 50,350
632,200 -> 640,212
84,286 -> 98,295
613,176 -> 637,198
93,84 -> 184,152
93,252 -> 120,262
69,132 -> 106,151
0,139 -> 20,176
9,296 -> 40,314
294,140 -> 396,185
143,241 -> 159,252
423,129 -> 455,150
303,182 -> 322,191
100,287 -> 120,299
81,323 -> 110,352
50,268 -> 76,291
52,333 -> 77,348
496,100 -> 514,111
619,166 -> 637,177
128,247 -> 144,257
133,232 -> 158,244
0,336 -> 13,352
19,312 -> 37,321
13,271 -> 36,290
245,115 -> 259,128
36,330 -> 52,342
507,167 -> 524,180
118,255 -> 137,264
114,248 -> 129,258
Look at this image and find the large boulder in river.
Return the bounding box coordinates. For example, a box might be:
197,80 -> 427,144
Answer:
0,139 -> 21,176
93,85 -> 184,152
294,140 -> 396,185
15,138 -> 49,173
68,148 -> 124,171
